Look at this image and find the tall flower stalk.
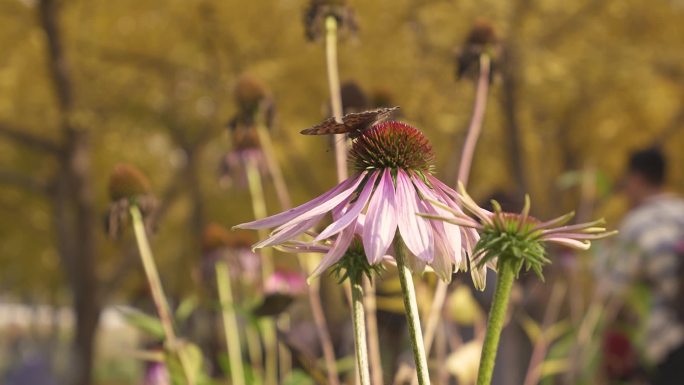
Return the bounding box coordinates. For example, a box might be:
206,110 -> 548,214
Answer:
422,23 -> 496,366
396,240 -> 430,385
130,205 -> 195,385
324,15 -> 348,182
215,261 -> 246,385
422,185 -> 616,385
244,157 -> 278,385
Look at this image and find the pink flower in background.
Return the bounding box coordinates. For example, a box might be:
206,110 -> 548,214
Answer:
142,361 -> 169,385
235,121 -> 480,283
265,271 -> 307,296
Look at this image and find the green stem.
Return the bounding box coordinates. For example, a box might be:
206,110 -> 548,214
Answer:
324,15 -> 348,183
129,204 -> 195,385
244,158 -> 278,385
363,277 -> 384,385
254,117 -> 291,211
215,261 -> 246,385
395,242 -> 431,385
476,261 -> 515,385
351,277 -> 371,385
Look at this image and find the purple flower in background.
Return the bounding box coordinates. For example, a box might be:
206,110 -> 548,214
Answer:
265,270 -> 307,296
235,121 -> 479,283
142,361 -> 169,385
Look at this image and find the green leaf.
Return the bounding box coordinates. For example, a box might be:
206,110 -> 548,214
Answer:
175,296 -> 199,324
117,306 -> 165,339
281,369 -> 315,385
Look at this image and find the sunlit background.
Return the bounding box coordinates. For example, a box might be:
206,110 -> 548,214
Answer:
2,0 -> 684,384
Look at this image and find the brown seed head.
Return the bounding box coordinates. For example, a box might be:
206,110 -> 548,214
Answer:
108,164 -> 151,202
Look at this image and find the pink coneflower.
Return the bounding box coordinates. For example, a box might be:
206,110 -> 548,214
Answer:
235,121 -> 476,283
424,183 -> 616,277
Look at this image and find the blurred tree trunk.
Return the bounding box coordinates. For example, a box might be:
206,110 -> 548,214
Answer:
38,2 -> 101,385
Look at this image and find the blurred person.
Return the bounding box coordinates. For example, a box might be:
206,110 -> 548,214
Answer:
599,147 -> 684,385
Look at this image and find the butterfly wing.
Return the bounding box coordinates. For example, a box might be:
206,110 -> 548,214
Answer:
300,117 -> 352,135
299,106 -> 400,136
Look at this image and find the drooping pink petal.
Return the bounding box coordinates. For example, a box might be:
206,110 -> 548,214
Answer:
363,169 -> 398,264
532,212 -> 575,231
429,222 -> 455,282
275,241 -> 330,254
396,171 -> 434,262
427,175 -> 460,200
309,225 -> 356,278
456,182 -> 495,226
415,178 -> 462,267
235,172 -> 366,230
315,172 -> 378,241
470,263 -> 487,291
253,215 -> 325,249
539,219 -> 606,236
545,237 -> 591,250
542,232 -> 612,241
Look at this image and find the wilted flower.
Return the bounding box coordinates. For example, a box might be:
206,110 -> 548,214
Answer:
235,121 -> 479,283
303,0 -> 358,42
455,19 -> 502,81
424,183 -> 616,279
105,164 -> 157,239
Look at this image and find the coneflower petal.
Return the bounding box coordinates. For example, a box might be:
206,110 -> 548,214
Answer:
309,224 -> 356,279
396,171 -> 434,262
315,172 -> 378,241
235,171 -> 366,230
544,237 -> 591,250
253,215 -> 324,249
363,169 -> 398,264
415,179 -> 462,267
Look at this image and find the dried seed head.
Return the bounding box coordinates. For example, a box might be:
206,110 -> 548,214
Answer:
105,164 -> 157,239
370,87 -> 395,109
108,164 -> 151,202
340,80 -> 369,113
455,19 -> 502,81
303,0 -> 358,42
230,74 -> 276,131
349,121 -> 435,174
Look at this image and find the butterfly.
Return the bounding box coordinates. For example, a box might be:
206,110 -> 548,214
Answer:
300,106 -> 399,138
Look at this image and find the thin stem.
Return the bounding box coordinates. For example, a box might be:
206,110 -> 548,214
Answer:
254,104 -> 292,210
476,261 -> 515,385
129,205 -> 195,385
260,319 -> 278,385
325,15 -> 348,183
244,157 -> 278,385
416,56 -> 492,383
457,54 -> 491,186
245,325 -> 264,376
278,317 -> 292,379
522,281 -> 566,385
215,261 -> 246,385
363,277 -> 384,385
300,254 -> 340,385
245,155 -> 273,278
351,277 -> 372,385
395,242 -> 431,385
